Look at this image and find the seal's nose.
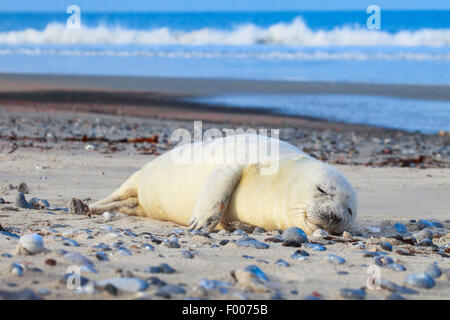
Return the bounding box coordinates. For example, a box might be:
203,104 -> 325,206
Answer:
329,213 -> 342,226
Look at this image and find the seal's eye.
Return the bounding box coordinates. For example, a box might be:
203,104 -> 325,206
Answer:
348,208 -> 353,216
317,187 -> 327,195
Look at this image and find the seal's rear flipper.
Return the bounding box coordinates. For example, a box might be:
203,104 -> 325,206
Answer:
188,166 -> 243,232
90,169 -> 142,207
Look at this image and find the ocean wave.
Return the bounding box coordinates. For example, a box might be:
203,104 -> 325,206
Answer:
1,47 -> 449,61
0,17 -> 450,47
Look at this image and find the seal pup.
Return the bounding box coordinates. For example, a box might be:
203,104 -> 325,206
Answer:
74,134 -> 357,235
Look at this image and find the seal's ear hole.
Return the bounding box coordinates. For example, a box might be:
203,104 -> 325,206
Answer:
348,208 -> 353,216
317,187 -> 327,195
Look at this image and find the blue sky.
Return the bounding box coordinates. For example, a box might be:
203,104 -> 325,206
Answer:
1,0 -> 450,12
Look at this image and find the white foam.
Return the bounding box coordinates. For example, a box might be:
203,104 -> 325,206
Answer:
0,47 -> 449,62
1,17 -> 450,47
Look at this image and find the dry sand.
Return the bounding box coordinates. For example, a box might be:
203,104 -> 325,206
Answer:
0,146 -> 448,300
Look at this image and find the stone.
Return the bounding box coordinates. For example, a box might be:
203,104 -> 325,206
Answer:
275,259 -> 290,267
291,250 -> 309,260
425,263 -> 442,279
305,243 -> 326,251
393,223 -> 408,234
14,192 -> 32,209
379,242 -> 392,251
145,263 -> 175,274
340,288 -> 366,300
235,237 -> 269,249
405,273 -> 436,289
281,227 -> 308,246
96,278 -> 149,293
327,254 -> 346,265
17,233 -> 45,255
17,182 -> 29,194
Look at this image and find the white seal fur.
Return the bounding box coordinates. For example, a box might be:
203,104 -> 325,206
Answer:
85,134 -> 357,235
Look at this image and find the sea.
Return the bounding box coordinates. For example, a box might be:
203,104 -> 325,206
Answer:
0,11 -> 449,133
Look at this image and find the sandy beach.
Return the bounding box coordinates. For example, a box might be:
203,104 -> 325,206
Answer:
0,100 -> 449,300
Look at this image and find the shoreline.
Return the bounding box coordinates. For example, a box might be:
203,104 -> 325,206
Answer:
0,73 -> 449,135
2,73 -> 450,102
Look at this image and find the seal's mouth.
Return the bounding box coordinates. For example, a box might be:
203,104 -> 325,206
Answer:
304,210 -> 348,235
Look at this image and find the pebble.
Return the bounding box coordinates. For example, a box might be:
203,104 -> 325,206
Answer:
413,229 -> 433,241
0,288 -> 41,300
232,230 -> 247,236
393,223 -> 408,234
62,252 -> 94,268
375,256 -> 394,266
181,250 -> 194,259
17,182 -> 29,194
242,255 -> 254,259
253,227 -> 266,234
405,273 -> 436,289
425,263 -> 442,279
96,278 -> 149,293
17,233 -> 45,255
116,247 -> 132,256
385,263 -> 407,272
0,198 -> 5,204
123,229 -> 137,237
219,240 -> 229,246
291,250 -> 310,260
142,243 -> 155,251
93,243 -> 111,251
233,265 -> 270,293
244,265 -> 269,282
2,253 -> 12,258
305,243 -> 326,251
45,259 -> 57,266
164,237 -> 180,248
379,241 -> 392,251
95,252 -> 109,261
416,220 -> 433,229
235,237 -> 269,249
37,288 -> 51,296
430,221 -> 444,228
14,192 -> 32,209
62,239 -> 80,247
395,249 -> 413,256
156,285 -> 186,297
59,273 -> 90,287
10,263 -> 24,276
310,229 -> 329,241
102,211 -> 116,222
327,254 -> 346,265
200,279 -> 232,293
281,227 -> 308,247
340,288 -> 366,300
417,238 -> 433,247
386,293 -> 406,300
275,259 -> 290,267
145,263 -> 175,274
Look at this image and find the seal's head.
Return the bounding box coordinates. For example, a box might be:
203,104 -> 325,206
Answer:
288,160 -> 357,235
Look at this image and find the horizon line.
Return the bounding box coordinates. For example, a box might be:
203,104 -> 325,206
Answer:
1,8 -> 450,13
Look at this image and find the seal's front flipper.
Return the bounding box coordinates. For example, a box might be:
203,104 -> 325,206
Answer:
188,166 -> 242,232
